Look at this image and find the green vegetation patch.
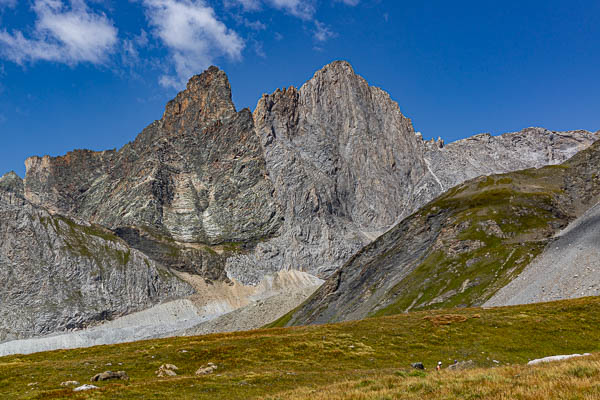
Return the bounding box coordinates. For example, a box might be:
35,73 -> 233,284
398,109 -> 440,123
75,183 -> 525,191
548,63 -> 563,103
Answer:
374,170 -> 569,315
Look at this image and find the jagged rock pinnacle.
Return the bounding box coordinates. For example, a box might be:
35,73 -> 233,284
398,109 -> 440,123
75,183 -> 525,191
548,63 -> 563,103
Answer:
0,171 -> 24,205
163,66 -> 236,124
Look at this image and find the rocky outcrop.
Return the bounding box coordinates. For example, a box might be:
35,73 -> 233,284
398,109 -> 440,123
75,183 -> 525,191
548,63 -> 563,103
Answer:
281,140 -> 600,326
24,66 -> 282,281
226,61 -> 598,282
0,171 -> 24,205
0,187 -> 193,342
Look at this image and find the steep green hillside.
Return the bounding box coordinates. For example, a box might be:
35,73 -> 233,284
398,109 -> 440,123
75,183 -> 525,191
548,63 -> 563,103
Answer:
277,140 -> 600,326
1,296 -> 600,399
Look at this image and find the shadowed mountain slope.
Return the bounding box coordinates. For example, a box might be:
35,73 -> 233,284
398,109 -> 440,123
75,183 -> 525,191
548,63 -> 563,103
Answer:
24,67 -> 282,281
485,200 -> 600,306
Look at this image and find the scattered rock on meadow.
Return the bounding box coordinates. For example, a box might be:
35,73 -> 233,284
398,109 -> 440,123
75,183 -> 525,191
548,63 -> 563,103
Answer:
156,364 -> 179,377
90,371 -> 129,382
60,381 -> 79,386
73,384 -> 98,392
528,353 -> 592,366
196,362 -> 218,375
448,360 -> 475,370
411,362 -> 425,370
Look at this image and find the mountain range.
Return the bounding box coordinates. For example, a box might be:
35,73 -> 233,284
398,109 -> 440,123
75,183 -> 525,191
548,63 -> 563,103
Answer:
0,61 -> 597,354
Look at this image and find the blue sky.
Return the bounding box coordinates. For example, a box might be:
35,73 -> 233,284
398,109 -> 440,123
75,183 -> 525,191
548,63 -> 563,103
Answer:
0,0 -> 599,177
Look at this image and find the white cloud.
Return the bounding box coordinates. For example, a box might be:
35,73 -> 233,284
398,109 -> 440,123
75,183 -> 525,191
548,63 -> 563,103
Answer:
0,0 -> 118,65
142,0 -> 244,89
336,0 -> 358,5
266,0 -> 314,19
229,0 -> 314,20
313,20 -> 335,42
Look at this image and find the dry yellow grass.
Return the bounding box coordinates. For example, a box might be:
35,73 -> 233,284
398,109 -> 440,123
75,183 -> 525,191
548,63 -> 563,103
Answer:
262,354 -> 600,400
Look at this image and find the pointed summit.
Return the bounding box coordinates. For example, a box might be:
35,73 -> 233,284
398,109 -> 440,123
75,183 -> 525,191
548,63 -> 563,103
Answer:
0,171 -> 23,193
0,170 -> 24,205
163,66 -> 236,124
313,60 -> 356,77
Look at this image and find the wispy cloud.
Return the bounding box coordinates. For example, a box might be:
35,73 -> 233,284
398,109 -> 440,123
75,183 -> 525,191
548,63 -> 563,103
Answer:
227,0 -> 261,11
230,0 -> 344,43
142,0 -> 244,89
228,0 -> 315,20
266,0 -> 315,20
0,0 -> 118,65
313,20 -> 335,42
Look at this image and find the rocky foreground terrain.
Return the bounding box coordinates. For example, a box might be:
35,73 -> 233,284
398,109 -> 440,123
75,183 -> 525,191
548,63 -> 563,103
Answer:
0,60 -> 597,352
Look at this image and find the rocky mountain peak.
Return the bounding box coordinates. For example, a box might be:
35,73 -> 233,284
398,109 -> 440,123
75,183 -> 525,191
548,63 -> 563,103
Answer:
0,171 -> 22,190
0,171 -> 24,205
162,65 -> 236,125
311,60 -> 355,77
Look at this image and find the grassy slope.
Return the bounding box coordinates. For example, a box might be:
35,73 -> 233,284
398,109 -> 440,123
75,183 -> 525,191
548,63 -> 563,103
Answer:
374,167 -> 570,315
2,296 -> 600,399
265,354 -> 600,400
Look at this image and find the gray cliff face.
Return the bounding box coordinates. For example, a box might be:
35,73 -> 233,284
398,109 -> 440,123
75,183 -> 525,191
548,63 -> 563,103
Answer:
0,186 -> 193,342
226,61 -> 598,282
24,67 -> 282,247
227,61 -> 427,282
419,128 -> 598,196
